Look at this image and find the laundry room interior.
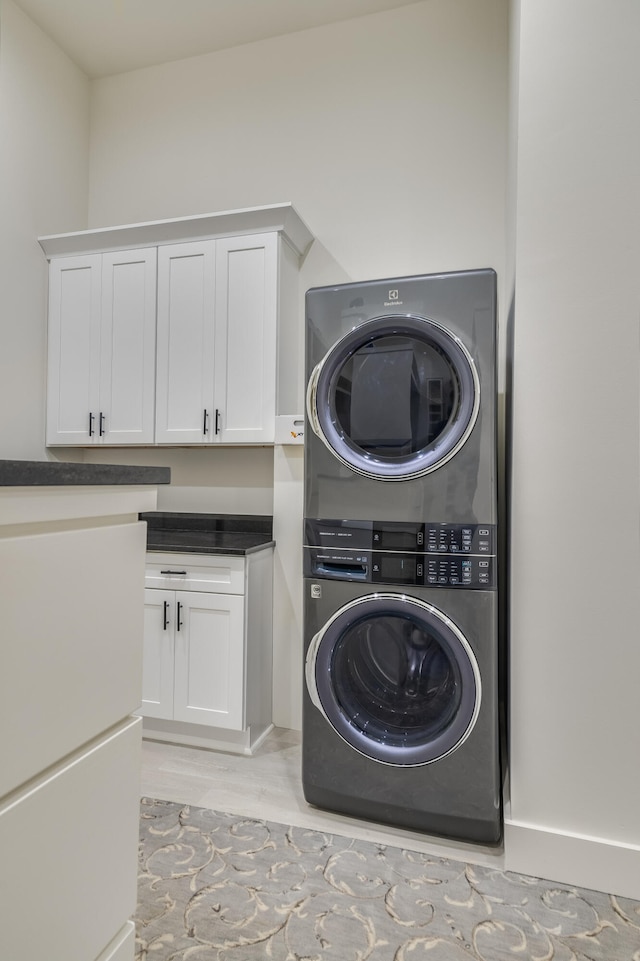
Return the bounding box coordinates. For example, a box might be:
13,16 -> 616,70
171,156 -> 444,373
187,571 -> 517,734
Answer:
1,0 -> 639,956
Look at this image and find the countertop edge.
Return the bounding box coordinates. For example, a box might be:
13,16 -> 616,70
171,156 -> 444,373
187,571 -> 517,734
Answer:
0,461 -> 171,487
146,540 -> 276,557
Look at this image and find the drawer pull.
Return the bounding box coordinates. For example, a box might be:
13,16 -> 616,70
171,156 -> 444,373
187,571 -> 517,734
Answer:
160,569 -> 187,575
163,600 -> 169,631
176,601 -> 183,632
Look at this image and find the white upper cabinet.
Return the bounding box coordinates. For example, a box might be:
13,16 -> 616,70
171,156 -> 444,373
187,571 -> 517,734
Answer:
215,233 -> 277,444
41,204 -> 314,448
155,241 -> 216,444
100,250 -> 157,444
46,255 -> 102,446
155,233 -> 278,445
46,248 -> 157,446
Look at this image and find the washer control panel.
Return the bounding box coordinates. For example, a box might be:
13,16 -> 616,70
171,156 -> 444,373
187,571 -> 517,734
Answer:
304,519 -> 497,589
305,518 -> 495,554
425,524 -> 493,555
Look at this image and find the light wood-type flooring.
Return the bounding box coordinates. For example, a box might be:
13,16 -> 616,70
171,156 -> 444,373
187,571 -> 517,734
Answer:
140,727 -> 505,870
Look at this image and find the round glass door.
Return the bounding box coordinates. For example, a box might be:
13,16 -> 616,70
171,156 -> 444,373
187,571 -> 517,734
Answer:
306,594 -> 480,766
307,315 -> 479,480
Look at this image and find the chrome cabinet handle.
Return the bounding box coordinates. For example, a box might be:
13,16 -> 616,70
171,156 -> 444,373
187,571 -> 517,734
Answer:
163,600 -> 169,631
88,411 -> 95,437
99,411 -> 106,436
203,409 -> 209,435
176,601 -> 183,632
215,408 -> 221,435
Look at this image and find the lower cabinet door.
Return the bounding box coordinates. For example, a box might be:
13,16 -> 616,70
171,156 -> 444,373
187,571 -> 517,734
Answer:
173,591 -> 245,730
0,717 -> 141,961
140,588 -> 175,720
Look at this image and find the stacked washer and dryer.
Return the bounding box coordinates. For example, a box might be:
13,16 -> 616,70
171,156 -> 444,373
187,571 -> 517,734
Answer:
302,269 -> 502,845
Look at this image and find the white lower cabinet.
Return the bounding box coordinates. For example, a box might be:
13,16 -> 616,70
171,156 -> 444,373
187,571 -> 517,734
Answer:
139,550 -> 273,753
0,717 -> 141,961
0,483 -> 159,961
142,588 -> 244,730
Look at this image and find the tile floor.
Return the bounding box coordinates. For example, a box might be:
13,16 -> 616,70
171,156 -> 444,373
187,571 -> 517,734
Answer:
140,726 -> 506,870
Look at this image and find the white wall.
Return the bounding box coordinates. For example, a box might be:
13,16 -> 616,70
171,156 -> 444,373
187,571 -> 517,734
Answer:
88,0 -> 508,287
84,0 -> 509,731
0,0 -> 89,459
506,0 -> 640,898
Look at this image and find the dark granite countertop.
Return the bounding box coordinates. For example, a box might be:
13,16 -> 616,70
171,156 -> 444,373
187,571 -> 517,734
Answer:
141,511 -> 274,556
0,459 -> 171,487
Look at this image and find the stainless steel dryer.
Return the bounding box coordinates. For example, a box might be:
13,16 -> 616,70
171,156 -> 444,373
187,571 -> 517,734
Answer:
305,269 -> 496,524
302,519 -> 501,845
302,269 -> 501,844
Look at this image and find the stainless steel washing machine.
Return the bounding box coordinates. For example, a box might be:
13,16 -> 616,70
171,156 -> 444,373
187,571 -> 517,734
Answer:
302,519 -> 501,845
305,269 -> 496,524
302,269 -> 501,844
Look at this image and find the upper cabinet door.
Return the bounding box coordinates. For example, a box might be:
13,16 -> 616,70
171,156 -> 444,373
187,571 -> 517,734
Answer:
46,255 -> 102,445
215,233 -> 278,444
99,248 -> 157,445
155,241 -> 216,444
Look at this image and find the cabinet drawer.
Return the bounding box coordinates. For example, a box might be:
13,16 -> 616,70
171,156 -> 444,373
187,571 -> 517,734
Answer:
145,551 -> 245,594
0,521 -> 145,797
0,717 -> 141,961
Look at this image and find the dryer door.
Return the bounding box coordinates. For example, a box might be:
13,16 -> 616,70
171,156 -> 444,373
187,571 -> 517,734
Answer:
307,315 -> 479,481
306,593 -> 481,766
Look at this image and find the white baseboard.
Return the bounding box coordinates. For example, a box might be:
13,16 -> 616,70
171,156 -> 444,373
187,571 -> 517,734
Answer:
504,816 -> 640,899
141,718 -> 274,756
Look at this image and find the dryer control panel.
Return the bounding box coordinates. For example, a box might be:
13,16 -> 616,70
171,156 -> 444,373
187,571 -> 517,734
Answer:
304,519 -> 497,589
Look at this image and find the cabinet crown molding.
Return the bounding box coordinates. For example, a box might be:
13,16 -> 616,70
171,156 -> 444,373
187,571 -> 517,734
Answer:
38,202 -> 314,260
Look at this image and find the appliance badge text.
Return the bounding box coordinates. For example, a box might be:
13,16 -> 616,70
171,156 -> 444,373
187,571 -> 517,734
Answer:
384,288 -> 403,307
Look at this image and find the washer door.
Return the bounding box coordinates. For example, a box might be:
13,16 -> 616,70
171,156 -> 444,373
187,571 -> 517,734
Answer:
307,315 -> 479,481
306,593 -> 481,766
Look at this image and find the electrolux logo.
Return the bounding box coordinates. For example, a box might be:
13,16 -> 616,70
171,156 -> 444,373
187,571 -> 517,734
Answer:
384,288 -> 403,307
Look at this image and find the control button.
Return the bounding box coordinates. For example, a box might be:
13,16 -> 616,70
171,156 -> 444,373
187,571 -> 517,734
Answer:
479,560 -> 489,568
428,576 -> 438,584
462,545 -> 471,552
373,563 -> 380,572
450,544 -> 459,552
416,564 -> 423,577
479,544 -> 489,552
438,576 -> 448,584
373,532 -> 381,542
479,529 -> 489,536
462,528 -> 472,535
417,532 -> 424,546
450,577 -> 459,585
